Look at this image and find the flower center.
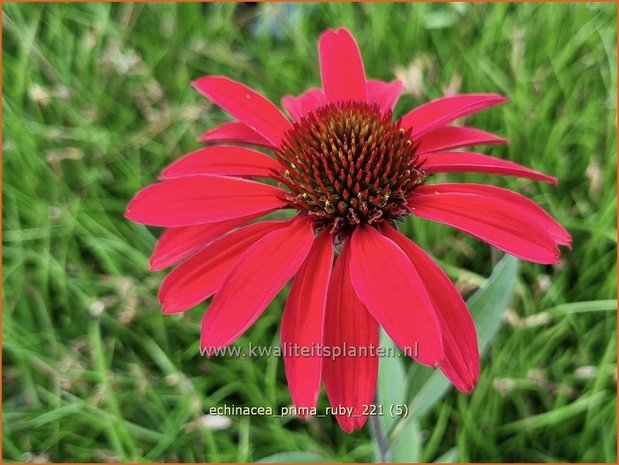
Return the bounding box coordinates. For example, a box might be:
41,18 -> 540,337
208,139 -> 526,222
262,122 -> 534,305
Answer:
276,101 -> 426,236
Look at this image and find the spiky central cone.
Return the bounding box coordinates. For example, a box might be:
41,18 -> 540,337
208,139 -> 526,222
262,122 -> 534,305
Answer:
276,101 -> 426,236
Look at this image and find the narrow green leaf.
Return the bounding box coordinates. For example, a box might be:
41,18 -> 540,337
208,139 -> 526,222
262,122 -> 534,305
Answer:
544,299 -> 617,317
469,255 -> 520,354
391,417 -> 422,462
499,392 -> 607,433
434,447 -> 459,463
377,330 -> 407,435
256,451 -> 333,463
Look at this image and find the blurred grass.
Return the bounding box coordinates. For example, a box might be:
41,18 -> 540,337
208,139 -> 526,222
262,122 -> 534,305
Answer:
2,2 -> 617,463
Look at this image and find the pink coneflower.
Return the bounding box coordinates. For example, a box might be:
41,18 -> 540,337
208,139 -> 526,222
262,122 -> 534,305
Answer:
126,28 -> 570,432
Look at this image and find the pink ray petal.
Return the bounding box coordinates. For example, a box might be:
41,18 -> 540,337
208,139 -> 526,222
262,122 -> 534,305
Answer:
421,151 -> 556,185
159,146 -> 283,180
193,76 -> 292,147
282,230 -> 333,409
401,93 -> 508,139
150,213 -> 262,271
200,216 -> 314,350
125,175 -> 287,227
409,185 -> 564,264
323,241 -> 379,432
159,220 -> 286,313
415,183 -> 571,247
281,88 -> 327,121
383,226 -> 479,392
319,28 -> 366,102
416,126 -> 508,154
366,79 -> 403,113
198,121 -> 275,149
349,226 -> 444,366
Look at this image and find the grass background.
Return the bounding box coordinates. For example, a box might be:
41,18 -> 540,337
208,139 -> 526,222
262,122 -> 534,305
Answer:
2,2 -> 617,462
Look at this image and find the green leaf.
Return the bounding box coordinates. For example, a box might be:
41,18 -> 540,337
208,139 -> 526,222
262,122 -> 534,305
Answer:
390,255 -> 519,439
391,417 -> 422,462
544,299 -> 617,317
468,255 -> 520,354
374,331 -> 418,461
377,330 -> 407,435
499,391 -> 607,434
424,8 -> 458,29
256,451 -> 333,463
434,447 -> 459,463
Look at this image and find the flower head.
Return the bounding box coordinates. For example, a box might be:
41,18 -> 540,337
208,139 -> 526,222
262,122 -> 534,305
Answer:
126,28 -> 571,432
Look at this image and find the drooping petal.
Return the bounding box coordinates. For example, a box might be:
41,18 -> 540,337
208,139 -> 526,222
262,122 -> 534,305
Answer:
281,88 -> 327,121
348,226 -> 444,366
409,185 -> 563,264
401,93 -> 508,138
150,214 -> 261,271
125,175 -> 287,227
198,121 -> 275,149
159,146 -> 283,180
415,183 -> 571,246
319,28 -> 366,102
383,226 -> 479,392
201,216 -> 314,350
323,241 -> 379,432
192,76 -> 292,147
281,230 -> 333,409
416,126 -> 508,154
420,151 -> 556,185
159,221 -> 285,313
366,79 -> 403,113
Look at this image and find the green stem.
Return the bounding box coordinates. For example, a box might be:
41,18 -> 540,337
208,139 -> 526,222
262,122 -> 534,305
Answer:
369,395 -> 391,462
